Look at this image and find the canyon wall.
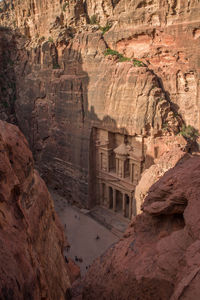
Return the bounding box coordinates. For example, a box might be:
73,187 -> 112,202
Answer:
73,154 -> 200,300
0,0 -> 199,207
0,26 -> 17,123
0,120 -> 71,299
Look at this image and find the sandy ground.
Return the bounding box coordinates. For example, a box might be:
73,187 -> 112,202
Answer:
51,191 -> 119,275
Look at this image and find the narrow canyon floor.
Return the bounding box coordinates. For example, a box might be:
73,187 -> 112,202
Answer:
51,191 -> 128,275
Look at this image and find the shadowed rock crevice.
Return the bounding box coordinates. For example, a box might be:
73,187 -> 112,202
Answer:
0,27 -> 17,124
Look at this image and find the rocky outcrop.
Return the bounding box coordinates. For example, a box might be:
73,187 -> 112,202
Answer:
135,134 -> 187,213
75,154 -> 200,300
0,120 -> 71,299
0,0 -> 199,207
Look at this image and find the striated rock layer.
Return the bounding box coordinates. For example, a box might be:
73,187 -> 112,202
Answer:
0,0 -> 199,206
76,154 -> 200,300
0,120 -> 71,300
135,134 -> 187,213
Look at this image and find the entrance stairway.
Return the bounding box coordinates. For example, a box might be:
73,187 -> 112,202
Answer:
88,206 -> 129,238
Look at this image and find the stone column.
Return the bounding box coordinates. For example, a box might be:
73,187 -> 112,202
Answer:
122,193 -> 126,217
107,153 -> 109,172
118,160 -> 122,178
130,163 -> 133,182
113,189 -> 116,212
116,158 -> 119,175
99,152 -> 102,170
122,159 -> 125,178
129,195 -> 132,219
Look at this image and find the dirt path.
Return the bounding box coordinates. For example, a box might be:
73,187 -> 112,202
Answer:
51,191 -> 119,275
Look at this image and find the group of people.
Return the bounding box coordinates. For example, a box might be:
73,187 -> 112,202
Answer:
64,255 -> 91,271
63,216 -> 100,272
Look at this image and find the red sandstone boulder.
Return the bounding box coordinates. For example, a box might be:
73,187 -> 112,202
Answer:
0,120 -> 71,299
77,154 -> 200,300
135,135 -> 187,214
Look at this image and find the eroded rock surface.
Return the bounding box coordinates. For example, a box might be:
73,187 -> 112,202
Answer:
0,28 -> 18,123
0,0 -> 199,207
0,120 -> 71,300
135,134 -> 187,213
75,155 -> 200,300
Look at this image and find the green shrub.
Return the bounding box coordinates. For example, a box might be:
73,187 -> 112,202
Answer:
157,98 -> 165,103
48,36 -> 54,43
104,49 -> 126,61
180,125 -> 199,142
99,23 -> 112,35
104,48 -> 121,57
104,48 -> 132,62
39,36 -> 45,42
119,56 -> 131,62
104,48 -> 144,65
90,15 -> 98,25
133,59 -> 144,67
62,2 -> 68,12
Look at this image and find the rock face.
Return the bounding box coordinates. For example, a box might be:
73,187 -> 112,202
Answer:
0,27 -> 17,123
135,134 -> 187,213
0,0 -> 199,207
0,120 -> 71,299
77,155 -> 200,300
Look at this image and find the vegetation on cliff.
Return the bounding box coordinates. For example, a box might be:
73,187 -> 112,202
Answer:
104,48 -> 144,66
180,125 -> 199,142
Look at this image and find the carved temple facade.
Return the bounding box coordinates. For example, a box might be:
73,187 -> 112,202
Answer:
93,128 -> 144,219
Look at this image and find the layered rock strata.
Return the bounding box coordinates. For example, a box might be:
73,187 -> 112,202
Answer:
0,0 -> 199,207
74,155 -> 200,300
0,120 -> 71,300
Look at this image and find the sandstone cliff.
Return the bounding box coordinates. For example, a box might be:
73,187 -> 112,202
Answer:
0,120 -> 71,299
0,0 -> 199,207
73,154 -> 200,300
135,134 -> 187,213
0,1 -> 200,299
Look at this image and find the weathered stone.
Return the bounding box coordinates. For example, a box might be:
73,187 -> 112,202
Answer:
75,155 -> 200,300
0,120 -> 71,299
0,0 -> 199,208
135,134 -> 187,213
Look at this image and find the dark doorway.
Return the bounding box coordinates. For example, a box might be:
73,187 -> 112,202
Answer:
116,190 -> 122,212
102,183 -> 106,205
109,187 -> 113,209
125,195 -> 129,218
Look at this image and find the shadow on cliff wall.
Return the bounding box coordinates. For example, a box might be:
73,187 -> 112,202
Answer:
149,67 -> 183,124
31,41 -> 143,208
0,26 -> 17,124
0,27 -> 156,209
